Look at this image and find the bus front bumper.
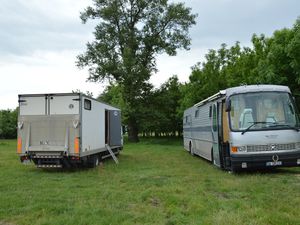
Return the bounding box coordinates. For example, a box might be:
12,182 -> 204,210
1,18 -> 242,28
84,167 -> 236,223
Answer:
230,151 -> 300,170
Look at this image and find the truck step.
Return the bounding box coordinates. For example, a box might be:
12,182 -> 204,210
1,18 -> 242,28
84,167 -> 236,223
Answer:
37,164 -> 63,168
32,155 -> 63,159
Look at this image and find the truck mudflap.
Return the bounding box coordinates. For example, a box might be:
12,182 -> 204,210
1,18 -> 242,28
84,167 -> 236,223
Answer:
230,151 -> 300,171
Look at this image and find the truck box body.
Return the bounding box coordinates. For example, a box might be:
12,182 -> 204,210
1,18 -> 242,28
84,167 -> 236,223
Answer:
17,93 -> 123,168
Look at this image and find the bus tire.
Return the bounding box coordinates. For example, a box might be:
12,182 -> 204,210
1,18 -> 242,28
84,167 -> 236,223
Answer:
189,142 -> 194,156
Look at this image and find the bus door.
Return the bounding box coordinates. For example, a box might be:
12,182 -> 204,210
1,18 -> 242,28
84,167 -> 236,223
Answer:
212,102 -> 221,167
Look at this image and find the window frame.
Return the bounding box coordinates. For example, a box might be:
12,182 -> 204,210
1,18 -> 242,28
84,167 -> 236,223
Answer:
84,99 -> 92,110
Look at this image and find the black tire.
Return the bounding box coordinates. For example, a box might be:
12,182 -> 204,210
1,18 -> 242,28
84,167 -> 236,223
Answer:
114,149 -> 120,156
87,155 -> 99,168
189,142 -> 194,155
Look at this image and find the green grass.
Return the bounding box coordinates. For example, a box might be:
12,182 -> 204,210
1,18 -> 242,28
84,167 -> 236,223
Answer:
0,138 -> 300,225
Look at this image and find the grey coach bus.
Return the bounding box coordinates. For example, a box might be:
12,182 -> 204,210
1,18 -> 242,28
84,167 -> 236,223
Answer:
183,85 -> 300,171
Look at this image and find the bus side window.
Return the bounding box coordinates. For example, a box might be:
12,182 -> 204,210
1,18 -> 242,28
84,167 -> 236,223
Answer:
184,116 -> 188,124
212,105 -> 217,131
195,109 -> 199,118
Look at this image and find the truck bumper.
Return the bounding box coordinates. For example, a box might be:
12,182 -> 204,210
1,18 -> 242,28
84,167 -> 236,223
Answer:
231,151 -> 300,171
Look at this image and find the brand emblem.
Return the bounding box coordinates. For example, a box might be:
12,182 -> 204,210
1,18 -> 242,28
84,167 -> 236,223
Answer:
269,144 -> 277,151
272,154 -> 279,162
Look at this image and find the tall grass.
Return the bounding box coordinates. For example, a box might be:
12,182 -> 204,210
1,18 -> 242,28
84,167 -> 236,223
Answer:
0,139 -> 299,225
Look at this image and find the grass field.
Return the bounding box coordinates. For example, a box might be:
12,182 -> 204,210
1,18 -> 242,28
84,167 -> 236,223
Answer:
0,139 -> 299,225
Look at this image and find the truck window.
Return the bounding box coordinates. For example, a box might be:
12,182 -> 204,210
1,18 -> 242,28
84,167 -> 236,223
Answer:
84,99 -> 92,110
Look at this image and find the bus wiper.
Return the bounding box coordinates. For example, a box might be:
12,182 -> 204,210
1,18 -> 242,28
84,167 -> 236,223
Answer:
241,122 -> 273,135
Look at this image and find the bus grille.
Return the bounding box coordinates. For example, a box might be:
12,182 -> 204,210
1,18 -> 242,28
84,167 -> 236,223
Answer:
246,143 -> 297,152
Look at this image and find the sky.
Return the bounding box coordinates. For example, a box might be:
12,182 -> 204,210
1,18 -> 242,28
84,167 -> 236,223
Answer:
0,0 -> 299,110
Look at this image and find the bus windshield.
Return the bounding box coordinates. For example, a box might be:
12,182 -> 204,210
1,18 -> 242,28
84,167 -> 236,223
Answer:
229,92 -> 300,132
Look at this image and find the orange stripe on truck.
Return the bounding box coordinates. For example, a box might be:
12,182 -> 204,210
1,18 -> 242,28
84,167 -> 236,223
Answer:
74,137 -> 80,154
17,138 -> 22,154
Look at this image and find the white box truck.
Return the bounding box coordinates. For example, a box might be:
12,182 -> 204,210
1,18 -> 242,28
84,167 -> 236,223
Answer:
17,93 -> 123,168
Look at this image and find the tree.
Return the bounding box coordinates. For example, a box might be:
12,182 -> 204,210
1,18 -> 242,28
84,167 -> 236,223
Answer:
138,75 -> 183,137
158,75 -> 183,136
0,109 -> 18,139
180,18 -> 300,113
77,0 -> 197,142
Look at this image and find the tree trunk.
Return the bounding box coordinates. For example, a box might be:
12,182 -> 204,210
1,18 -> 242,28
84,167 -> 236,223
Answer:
128,118 -> 139,142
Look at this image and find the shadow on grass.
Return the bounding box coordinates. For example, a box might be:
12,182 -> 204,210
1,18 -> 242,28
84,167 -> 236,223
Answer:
27,156 -> 119,173
230,167 -> 300,176
125,136 -> 183,146
189,153 -> 300,175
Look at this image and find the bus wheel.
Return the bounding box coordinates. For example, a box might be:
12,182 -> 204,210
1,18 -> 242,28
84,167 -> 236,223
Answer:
211,148 -> 214,165
189,142 -> 194,156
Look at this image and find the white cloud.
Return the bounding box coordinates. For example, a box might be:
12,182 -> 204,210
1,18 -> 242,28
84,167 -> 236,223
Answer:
0,50 -> 105,109
152,47 -> 208,86
0,0 -> 300,109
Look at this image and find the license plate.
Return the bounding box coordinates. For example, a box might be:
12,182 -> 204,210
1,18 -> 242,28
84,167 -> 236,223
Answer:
266,161 -> 282,166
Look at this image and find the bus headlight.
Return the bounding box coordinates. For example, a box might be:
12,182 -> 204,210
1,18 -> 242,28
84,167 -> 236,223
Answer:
237,146 -> 247,152
231,146 -> 246,153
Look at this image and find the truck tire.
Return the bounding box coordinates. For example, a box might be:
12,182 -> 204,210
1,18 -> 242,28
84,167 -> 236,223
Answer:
88,155 -> 99,168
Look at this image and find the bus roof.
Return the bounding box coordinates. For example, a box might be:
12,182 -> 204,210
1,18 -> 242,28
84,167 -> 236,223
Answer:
225,84 -> 290,97
194,84 -> 290,107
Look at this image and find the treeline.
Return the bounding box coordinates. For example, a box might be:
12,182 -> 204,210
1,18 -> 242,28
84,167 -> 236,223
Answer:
100,18 -> 300,137
0,19 -> 299,139
181,18 -> 300,110
0,109 -> 18,139
99,76 -> 183,137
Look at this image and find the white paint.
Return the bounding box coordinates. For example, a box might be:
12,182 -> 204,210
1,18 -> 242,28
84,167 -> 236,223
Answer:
19,96 -> 45,115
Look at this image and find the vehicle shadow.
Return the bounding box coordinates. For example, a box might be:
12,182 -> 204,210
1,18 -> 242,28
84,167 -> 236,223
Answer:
231,167 -> 300,175
190,153 -> 300,175
28,156 -> 118,173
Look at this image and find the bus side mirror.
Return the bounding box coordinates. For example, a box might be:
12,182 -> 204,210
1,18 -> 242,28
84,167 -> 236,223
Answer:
225,99 -> 231,112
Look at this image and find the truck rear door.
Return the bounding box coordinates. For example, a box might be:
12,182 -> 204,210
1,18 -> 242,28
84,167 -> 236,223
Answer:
19,95 -> 46,116
49,95 -> 80,115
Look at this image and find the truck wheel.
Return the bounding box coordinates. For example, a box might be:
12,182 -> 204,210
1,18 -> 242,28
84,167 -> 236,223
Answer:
95,156 -> 99,167
88,155 -> 99,168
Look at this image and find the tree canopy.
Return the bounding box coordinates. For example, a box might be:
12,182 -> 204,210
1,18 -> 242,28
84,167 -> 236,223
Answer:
99,18 -> 300,139
180,18 -> 300,111
0,109 -> 18,139
77,0 -> 197,142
